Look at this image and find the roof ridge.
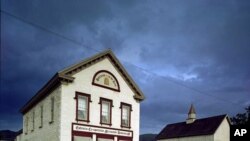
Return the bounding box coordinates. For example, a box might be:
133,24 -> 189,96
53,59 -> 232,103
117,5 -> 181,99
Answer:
198,114 -> 227,120
20,49 -> 145,114
58,49 -> 112,74
167,114 -> 227,125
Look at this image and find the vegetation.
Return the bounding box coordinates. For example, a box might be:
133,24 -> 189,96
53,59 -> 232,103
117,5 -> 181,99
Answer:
230,105 -> 250,125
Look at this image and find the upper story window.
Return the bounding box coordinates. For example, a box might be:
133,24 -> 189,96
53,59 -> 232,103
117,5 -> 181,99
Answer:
99,98 -> 113,125
120,102 -> 132,128
49,97 -> 55,124
39,105 -> 43,128
32,111 -> 35,131
75,92 -> 91,122
25,116 -> 29,134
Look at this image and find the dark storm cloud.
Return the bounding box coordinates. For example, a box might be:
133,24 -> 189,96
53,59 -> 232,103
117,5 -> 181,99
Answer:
1,0 -> 250,134
1,12 -> 98,130
2,0 -> 113,28
124,61 -> 249,133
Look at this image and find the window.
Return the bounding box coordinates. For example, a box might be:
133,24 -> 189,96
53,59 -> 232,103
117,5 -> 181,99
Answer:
32,111 -> 35,131
118,136 -> 133,141
25,116 -> 29,134
50,97 -> 54,123
76,92 -> 91,122
120,103 -> 132,128
97,137 -> 114,141
92,70 -> 120,92
99,98 -> 113,125
39,105 -> 43,128
74,136 -> 92,141
102,101 -> 110,124
78,96 -> 87,120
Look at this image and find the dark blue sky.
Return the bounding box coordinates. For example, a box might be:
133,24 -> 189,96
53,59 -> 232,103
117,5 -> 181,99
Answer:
1,0 -> 250,134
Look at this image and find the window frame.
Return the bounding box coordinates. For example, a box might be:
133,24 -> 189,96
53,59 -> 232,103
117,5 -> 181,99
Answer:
92,70 -> 120,92
75,92 -> 91,122
99,97 -> 113,126
25,116 -> 29,134
120,102 -> 132,128
39,105 -> 43,128
32,110 -> 35,131
49,97 -> 55,124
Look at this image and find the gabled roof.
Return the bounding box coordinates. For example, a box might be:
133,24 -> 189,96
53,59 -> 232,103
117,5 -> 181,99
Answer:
156,114 -> 230,140
20,50 -> 145,114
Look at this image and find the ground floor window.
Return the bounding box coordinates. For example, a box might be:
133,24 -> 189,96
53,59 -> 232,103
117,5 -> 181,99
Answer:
72,129 -> 93,141
73,134 -> 132,141
97,138 -> 114,141
118,136 -> 132,141
73,136 -> 92,141
97,134 -> 114,141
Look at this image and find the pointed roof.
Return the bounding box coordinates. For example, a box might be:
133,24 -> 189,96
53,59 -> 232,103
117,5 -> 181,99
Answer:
156,114 -> 230,140
20,49 -> 145,114
188,104 -> 196,114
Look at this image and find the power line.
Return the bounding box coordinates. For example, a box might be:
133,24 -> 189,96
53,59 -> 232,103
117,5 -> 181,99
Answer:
124,62 -> 244,108
0,10 -> 101,53
1,10 -> 245,108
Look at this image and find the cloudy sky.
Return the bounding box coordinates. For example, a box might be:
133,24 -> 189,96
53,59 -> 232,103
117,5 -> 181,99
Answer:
1,0 -> 250,134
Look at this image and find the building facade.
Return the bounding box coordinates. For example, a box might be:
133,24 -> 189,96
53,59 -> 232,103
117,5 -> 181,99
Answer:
156,105 -> 230,141
16,50 -> 145,141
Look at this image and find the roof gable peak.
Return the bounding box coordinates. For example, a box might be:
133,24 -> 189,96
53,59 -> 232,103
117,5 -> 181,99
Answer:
20,49 -> 144,114
58,49 -> 145,101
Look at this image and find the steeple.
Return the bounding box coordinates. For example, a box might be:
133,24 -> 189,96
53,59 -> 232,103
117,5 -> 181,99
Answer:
186,104 -> 196,124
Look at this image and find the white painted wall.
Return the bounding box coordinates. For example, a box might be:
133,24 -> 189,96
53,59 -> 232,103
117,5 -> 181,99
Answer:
16,57 -> 141,141
15,133 -> 22,141
60,58 -> 140,141
19,86 -> 61,141
214,117 -> 230,141
158,135 -> 214,141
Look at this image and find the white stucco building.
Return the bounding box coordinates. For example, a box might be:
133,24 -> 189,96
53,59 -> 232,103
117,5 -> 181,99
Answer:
16,50 -> 145,141
156,105 -> 231,141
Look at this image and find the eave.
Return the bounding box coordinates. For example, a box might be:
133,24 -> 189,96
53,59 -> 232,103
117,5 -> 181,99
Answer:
20,73 -> 74,114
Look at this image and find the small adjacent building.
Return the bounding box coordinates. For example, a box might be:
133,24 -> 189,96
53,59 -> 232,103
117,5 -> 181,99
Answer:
16,50 -> 145,141
156,104 -> 230,141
